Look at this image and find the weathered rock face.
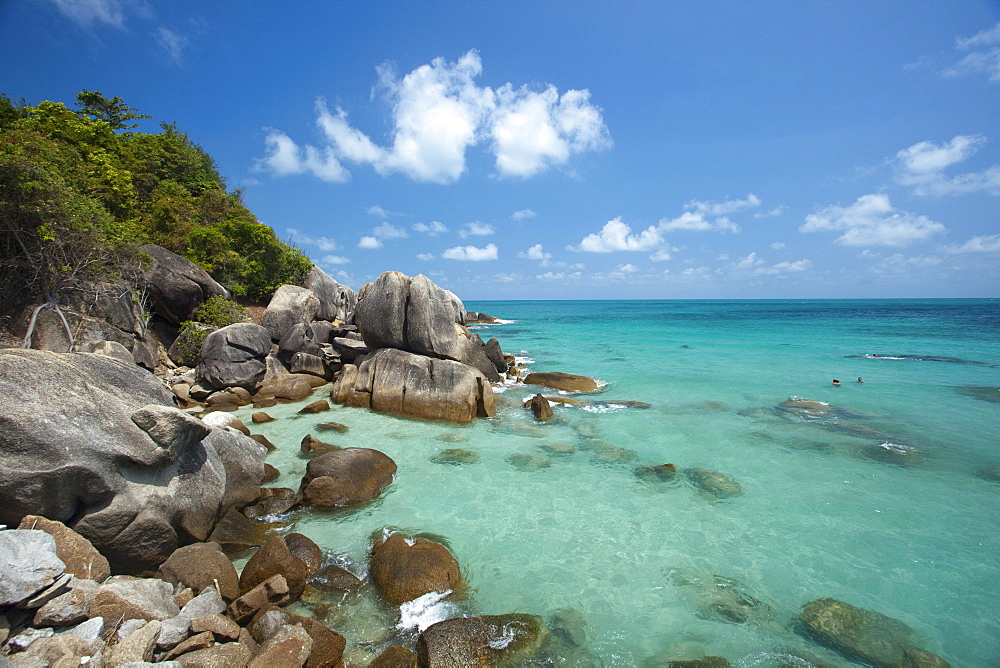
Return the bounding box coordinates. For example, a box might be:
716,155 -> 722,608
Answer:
799,598 -> 950,667
528,394 -> 554,421
524,371 -> 601,393
0,530 -> 65,606
260,285 -> 321,342
156,541 -> 240,602
196,322 -> 272,391
239,535 -> 309,601
0,349 -> 267,575
370,533 -> 462,605
22,280 -> 158,369
140,244 -> 230,324
299,448 -> 397,508
302,265 -> 358,323
16,516 -> 110,584
417,614 -> 549,667
331,348 -> 495,423
354,272 -> 499,381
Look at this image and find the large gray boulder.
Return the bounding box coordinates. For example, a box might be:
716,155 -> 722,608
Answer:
196,323 -> 271,391
331,348 -> 495,423
260,285 -> 321,342
302,265 -> 358,323
354,272 -> 499,381
0,349 -> 267,575
0,529 -> 66,606
140,244 -> 229,325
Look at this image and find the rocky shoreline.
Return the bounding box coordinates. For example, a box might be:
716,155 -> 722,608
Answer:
0,249 -> 953,666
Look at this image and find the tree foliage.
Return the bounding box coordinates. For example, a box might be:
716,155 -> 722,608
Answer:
0,90 -> 312,329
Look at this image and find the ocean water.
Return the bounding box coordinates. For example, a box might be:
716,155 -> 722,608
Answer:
233,299 -> 1000,666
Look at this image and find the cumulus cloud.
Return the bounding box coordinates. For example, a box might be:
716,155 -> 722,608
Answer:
942,234 -> 1000,254
800,194 -> 946,247
571,217 -> 663,252
659,211 -> 741,234
259,129 -> 350,182
413,221 -> 448,235
372,222 -> 408,239
442,243 -> 498,261
416,252 -> 435,261
358,236 -> 382,249
458,221 -> 495,238
491,85 -> 611,177
50,0 -> 125,28
155,27 -> 188,65
649,247 -> 677,262
258,50 -> 610,184
755,259 -> 812,275
321,255 -> 350,265
538,271 -> 581,280
518,244 -> 552,261
770,242 -> 786,250
685,193 -> 761,216
512,208 -> 537,220
617,263 -> 639,273
286,228 -> 340,252
944,22 -> 1000,82
894,135 -> 1000,196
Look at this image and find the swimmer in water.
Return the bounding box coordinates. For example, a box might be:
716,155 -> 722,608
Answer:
832,379 -> 841,386
857,377 -> 864,383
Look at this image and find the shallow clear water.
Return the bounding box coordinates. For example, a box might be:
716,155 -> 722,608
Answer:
234,299 -> 1000,666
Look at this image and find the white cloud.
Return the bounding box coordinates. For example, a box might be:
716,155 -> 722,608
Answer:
800,194 -> 946,247
942,234 -> 1000,254
413,221 -> 448,235
321,255 -> 351,265
770,242 -> 787,250
944,22 -> 1000,82
894,135 -> 1000,195
512,208 -> 537,220
755,259 -> 812,275
755,205 -> 787,218
154,27 -> 188,65
733,252 -> 765,270
258,130 -> 350,183
617,263 -> 639,273
358,236 -> 382,249
416,253 -> 435,261
685,193 -> 760,216
572,217 -> 663,252
372,222 -> 408,239
537,271 -> 582,280
877,254 -> 943,271
649,248 -> 676,262
494,272 -> 521,283
491,85 -> 611,177
518,244 -> 552,261
50,0 -> 125,28
258,50 -> 610,184
459,221 -> 495,238
658,211 -> 741,234
367,205 -> 401,217
286,228 -> 340,252
442,243 -> 498,261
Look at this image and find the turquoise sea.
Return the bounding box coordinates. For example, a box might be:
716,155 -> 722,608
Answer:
233,299 -> 1000,666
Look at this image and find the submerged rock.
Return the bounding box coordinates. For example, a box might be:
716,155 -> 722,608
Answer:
507,453 -> 552,471
683,468 -> 743,499
417,613 -> 549,667
669,569 -> 776,627
798,597 -> 950,667
776,397 -> 836,420
430,448 -> 480,465
974,466 -> 1000,483
524,371 -> 601,393
635,463 -> 678,483
860,441 -> 921,467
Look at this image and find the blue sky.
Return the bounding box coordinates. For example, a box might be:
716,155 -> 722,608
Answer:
2,1 -> 999,299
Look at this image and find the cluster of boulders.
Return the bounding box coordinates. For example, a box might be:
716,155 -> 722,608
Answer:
0,512 -> 553,666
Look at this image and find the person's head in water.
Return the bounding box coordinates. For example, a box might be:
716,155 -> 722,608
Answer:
857,377 -> 864,383
832,379 -> 841,386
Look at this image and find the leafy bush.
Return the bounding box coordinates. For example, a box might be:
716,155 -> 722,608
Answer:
191,295 -> 249,328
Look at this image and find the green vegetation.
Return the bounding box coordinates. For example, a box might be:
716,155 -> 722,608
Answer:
171,295 -> 251,366
0,91 -> 312,328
